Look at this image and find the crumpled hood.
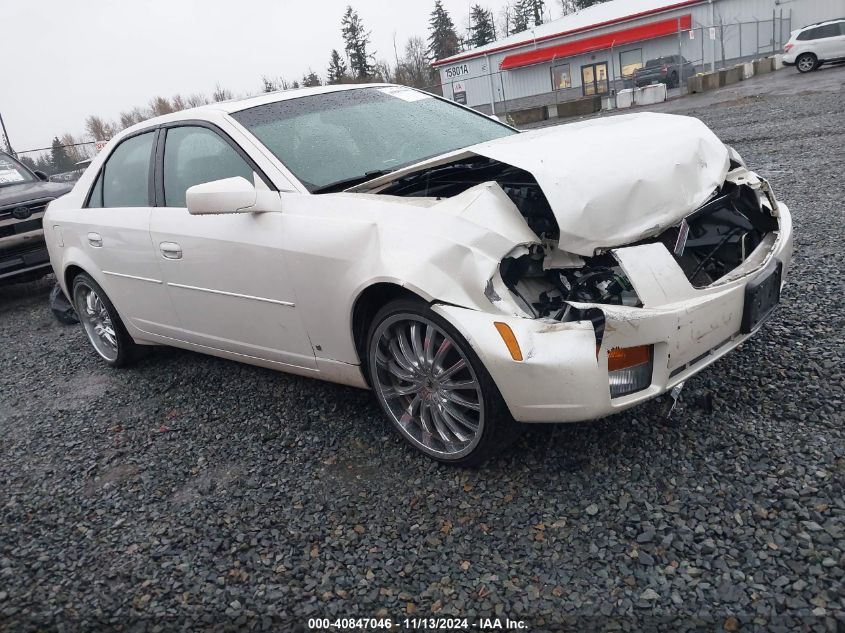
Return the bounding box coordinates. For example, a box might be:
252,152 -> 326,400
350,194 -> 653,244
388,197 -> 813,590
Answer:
470,112 -> 730,255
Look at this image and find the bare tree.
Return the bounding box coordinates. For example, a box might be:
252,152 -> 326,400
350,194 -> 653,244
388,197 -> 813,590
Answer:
559,0 -> 578,15
212,84 -> 233,102
394,36 -> 431,88
58,133 -> 91,163
372,60 -> 393,82
186,93 -> 211,108
149,96 -> 175,117
116,107 -> 145,130
85,115 -> 116,142
171,94 -> 187,111
498,2 -> 514,37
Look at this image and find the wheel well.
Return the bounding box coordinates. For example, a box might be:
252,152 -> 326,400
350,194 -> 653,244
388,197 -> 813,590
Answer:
64,265 -> 85,292
351,283 -> 424,378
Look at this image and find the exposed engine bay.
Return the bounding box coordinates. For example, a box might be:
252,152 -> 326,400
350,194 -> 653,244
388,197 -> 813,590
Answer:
376,153 -> 780,321
378,157 -> 559,239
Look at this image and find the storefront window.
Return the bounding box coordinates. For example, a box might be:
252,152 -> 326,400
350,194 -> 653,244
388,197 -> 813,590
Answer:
551,63 -> 571,91
619,49 -> 643,78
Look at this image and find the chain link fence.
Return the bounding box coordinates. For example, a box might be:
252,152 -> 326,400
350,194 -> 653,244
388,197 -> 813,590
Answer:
423,14 -> 791,121
12,140 -> 100,183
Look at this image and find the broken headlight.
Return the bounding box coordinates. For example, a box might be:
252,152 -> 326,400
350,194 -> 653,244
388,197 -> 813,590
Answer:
500,249 -> 641,321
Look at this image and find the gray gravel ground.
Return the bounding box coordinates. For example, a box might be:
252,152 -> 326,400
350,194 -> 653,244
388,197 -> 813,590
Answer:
1,66 -> 844,632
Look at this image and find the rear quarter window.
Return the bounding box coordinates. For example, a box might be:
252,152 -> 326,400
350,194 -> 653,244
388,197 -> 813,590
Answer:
798,24 -> 841,40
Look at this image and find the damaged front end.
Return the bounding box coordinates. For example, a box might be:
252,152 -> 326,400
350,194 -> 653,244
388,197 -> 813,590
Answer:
364,115 -> 791,416
496,156 -> 782,320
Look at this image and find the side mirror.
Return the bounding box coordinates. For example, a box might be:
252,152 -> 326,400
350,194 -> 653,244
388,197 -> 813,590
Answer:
186,175 -> 280,215
34,170 -> 49,181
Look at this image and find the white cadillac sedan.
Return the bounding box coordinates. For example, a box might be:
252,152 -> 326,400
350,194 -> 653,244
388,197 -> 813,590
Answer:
45,84 -> 792,465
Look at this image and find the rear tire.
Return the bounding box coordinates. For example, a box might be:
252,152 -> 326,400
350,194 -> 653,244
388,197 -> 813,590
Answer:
71,273 -> 138,368
796,52 -> 818,73
366,299 -> 522,466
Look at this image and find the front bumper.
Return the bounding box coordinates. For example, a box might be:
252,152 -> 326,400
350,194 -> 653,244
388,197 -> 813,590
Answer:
434,204 -> 793,423
0,243 -> 51,282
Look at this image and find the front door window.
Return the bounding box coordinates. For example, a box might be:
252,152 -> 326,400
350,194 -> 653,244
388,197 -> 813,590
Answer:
581,62 -> 609,97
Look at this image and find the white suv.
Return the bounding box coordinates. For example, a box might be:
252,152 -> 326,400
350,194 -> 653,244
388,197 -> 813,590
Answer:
783,18 -> 845,72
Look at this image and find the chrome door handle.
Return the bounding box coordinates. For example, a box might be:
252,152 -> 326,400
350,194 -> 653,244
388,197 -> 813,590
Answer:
87,232 -> 103,248
160,242 -> 182,260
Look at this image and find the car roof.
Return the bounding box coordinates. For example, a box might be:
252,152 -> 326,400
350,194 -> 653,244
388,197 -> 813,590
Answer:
119,82 -> 393,136
798,17 -> 844,30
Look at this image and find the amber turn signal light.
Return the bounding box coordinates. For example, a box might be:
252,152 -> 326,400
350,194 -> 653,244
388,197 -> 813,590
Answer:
494,322 -> 523,361
607,345 -> 651,371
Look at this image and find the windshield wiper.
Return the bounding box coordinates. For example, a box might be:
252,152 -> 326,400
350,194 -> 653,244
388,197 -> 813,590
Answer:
311,169 -> 394,194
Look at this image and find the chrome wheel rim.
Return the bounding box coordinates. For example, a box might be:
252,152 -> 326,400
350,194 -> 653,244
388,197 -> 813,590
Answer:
74,283 -> 119,362
797,56 -> 814,72
370,314 -> 484,460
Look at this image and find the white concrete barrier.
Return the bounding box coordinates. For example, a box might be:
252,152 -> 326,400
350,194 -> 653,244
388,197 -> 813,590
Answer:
742,62 -> 754,80
773,54 -> 784,70
638,83 -> 667,105
616,89 -> 635,109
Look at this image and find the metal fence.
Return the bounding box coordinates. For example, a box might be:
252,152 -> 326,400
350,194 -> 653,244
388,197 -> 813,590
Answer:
11,140 -> 99,182
423,14 -> 792,119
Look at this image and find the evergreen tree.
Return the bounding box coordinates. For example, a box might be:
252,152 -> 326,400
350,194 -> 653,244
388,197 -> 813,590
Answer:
427,0 -> 460,62
469,5 -> 496,48
50,137 -> 73,174
341,6 -> 374,79
301,69 -> 322,87
576,0 -> 608,7
34,154 -> 53,175
327,49 -> 349,84
511,0 -> 531,33
530,0 -> 545,25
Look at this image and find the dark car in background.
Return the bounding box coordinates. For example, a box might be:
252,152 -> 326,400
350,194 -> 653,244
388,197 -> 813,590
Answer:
0,151 -> 72,284
634,55 -> 697,88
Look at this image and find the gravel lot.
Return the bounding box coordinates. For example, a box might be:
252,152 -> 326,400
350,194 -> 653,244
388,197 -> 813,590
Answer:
2,66 -> 844,632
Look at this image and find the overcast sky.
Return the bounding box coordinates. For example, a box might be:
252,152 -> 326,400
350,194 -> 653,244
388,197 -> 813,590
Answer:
4,0 -> 566,153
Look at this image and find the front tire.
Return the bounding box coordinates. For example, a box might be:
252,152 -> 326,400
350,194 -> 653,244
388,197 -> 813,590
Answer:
366,299 -> 521,466
71,273 -> 137,367
796,52 -> 818,73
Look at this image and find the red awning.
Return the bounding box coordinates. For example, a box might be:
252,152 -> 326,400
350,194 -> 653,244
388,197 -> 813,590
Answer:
500,14 -> 692,70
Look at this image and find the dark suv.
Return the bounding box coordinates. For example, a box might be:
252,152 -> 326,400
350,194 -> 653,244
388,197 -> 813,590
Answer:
0,152 -> 72,284
633,55 -> 697,88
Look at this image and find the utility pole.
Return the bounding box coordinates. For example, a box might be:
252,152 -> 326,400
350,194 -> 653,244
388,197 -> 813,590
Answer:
0,111 -> 14,156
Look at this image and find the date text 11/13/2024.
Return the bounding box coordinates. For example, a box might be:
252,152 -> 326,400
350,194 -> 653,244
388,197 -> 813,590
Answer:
307,617 -> 528,630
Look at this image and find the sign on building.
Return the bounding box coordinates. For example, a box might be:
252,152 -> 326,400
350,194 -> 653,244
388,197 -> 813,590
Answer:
452,81 -> 467,105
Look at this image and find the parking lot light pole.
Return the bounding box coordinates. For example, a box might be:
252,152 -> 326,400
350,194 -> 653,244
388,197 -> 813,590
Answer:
0,111 -> 14,156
